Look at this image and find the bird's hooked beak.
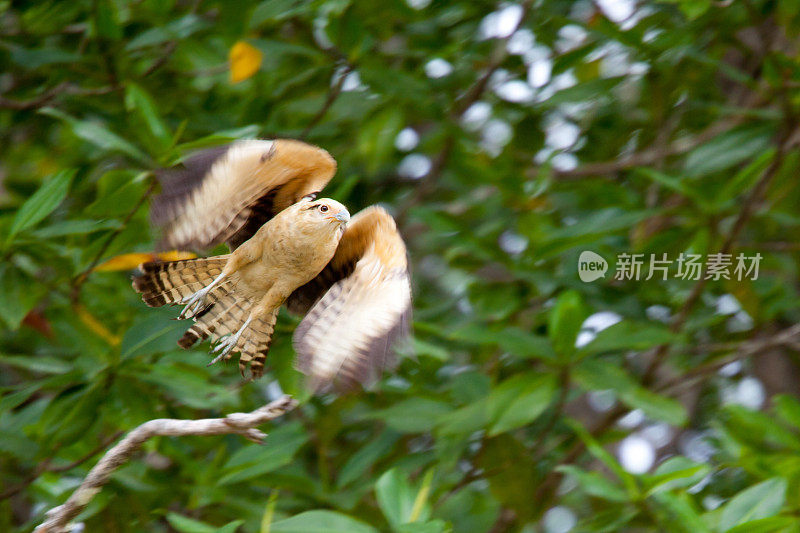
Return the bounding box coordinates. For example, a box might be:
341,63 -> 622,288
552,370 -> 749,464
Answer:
331,209 -> 350,225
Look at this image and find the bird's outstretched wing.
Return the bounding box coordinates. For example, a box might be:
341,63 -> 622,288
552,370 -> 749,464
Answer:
287,206 -> 412,391
151,139 -> 336,251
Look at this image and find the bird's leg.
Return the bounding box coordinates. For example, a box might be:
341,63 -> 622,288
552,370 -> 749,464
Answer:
178,271 -> 228,319
208,288 -> 283,365
209,316 -> 252,363
180,245 -> 261,320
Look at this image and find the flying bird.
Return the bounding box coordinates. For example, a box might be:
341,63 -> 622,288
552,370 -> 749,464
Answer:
132,139 -> 412,390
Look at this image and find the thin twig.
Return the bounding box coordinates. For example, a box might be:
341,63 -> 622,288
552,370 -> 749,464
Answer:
397,0 -> 533,221
1,0 -> 200,112
35,395 -> 298,533
530,368 -> 570,458
451,0 -> 534,118
532,123 -> 800,513
141,41 -> 179,78
301,64 -> 353,140
0,83 -> 119,111
642,125 -> 799,383
70,181 -> 156,301
0,430 -> 124,502
657,323 -> 800,395
540,115 -> 746,180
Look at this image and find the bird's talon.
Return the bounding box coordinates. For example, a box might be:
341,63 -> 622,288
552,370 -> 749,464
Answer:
208,348 -> 230,366
178,287 -> 211,319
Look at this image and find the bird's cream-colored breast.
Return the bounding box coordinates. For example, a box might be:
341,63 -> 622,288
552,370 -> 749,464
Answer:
235,202 -> 344,297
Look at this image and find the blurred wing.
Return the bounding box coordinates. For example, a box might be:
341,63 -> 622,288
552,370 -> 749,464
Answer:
151,139 -> 336,251
288,206 -> 412,391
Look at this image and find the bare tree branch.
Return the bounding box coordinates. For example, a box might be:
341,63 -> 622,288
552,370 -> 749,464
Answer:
35,395 -> 298,533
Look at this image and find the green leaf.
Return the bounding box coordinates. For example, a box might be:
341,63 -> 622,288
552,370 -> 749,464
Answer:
87,177 -> 148,218
166,514 -> 243,533
365,398 -> 452,433
0,265 -> 47,329
773,394 -> 800,430
567,419 -> 637,495
260,491 -> 280,533
397,521 -> 448,533
579,321 -> 679,356
120,311 -> 186,359
649,491 -> 710,533
625,387 -> 687,427
7,169 -> 75,240
31,219 -> 121,238
0,355 -> 72,375
357,107 -> 404,174
269,511 -> 378,533
722,406 -> 800,450
548,290 -> 587,360
670,0 -> 712,19
497,327 -> 557,361
436,398 -> 490,436
577,507 -> 638,532
633,167 -> 710,210
716,148 -> 776,207
539,77 -> 626,107
2,42 -> 80,68
220,521 -> 246,533
684,125 -> 774,177
47,382 -> 106,444
337,430 -> 399,489
556,465 -> 628,502
574,359 -> 687,425
0,383 -> 43,413
725,516 -> 798,533
125,83 -> 172,151
718,478 -> 787,531
376,468 -> 418,529
124,14 -> 210,50
93,0 -> 122,40
488,373 -> 557,435
646,457 -> 710,495
219,422 -> 308,485
39,107 -> 150,163
436,373 -> 557,437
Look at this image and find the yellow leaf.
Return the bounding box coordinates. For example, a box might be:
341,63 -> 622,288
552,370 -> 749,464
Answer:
93,250 -> 197,272
156,250 -> 197,262
75,304 -> 120,346
229,41 -> 263,83
93,252 -> 155,272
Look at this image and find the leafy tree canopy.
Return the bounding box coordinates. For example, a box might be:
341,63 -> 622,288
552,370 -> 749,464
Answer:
2,0 -> 800,531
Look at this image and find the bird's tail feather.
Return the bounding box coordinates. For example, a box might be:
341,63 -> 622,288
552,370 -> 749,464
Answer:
236,309 -> 279,378
132,255 -> 278,378
132,256 -> 230,307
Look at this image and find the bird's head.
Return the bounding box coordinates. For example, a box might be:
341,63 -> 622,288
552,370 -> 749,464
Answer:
295,197 -> 350,234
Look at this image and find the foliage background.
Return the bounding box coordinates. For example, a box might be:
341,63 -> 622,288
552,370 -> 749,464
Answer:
2,0 -> 800,531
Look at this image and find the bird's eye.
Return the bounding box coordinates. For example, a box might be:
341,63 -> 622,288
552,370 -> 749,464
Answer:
318,205 -> 329,213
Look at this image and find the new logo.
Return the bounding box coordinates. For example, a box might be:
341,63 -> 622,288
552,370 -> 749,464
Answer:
578,251 -> 608,282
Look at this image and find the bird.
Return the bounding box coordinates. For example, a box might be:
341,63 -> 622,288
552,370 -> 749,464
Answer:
132,139 -> 412,390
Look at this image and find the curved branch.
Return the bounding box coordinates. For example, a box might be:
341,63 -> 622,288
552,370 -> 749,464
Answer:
35,395 -> 298,533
